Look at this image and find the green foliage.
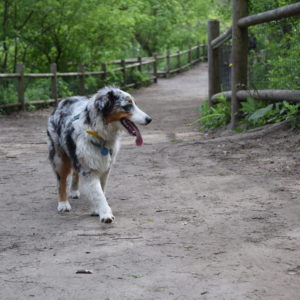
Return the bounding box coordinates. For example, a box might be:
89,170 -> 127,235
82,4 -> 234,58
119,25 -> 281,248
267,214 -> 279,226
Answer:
248,0 -> 300,90
0,0 -> 210,73
199,95 -> 231,130
56,79 -> 74,98
208,0 -> 232,27
241,98 -> 300,129
239,97 -> 266,116
0,81 -> 17,105
199,97 -> 300,131
84,76 -> 101,95
133,0 -> 210,55
25,79 -> 50,102
128,70 -> 152,87
27,104 -> 38,112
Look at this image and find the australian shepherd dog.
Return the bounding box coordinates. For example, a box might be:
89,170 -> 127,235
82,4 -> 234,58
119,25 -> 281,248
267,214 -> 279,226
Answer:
47,87 -> 152,223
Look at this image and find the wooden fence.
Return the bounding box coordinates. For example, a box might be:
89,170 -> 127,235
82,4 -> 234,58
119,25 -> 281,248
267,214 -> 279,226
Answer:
208,1 -> 300,127
0,43 -> 207,110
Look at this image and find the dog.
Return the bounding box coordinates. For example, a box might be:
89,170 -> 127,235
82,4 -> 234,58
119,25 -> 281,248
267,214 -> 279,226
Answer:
47,86 -> 152,223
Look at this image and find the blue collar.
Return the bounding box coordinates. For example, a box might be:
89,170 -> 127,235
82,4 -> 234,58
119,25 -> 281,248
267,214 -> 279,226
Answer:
90,140 -> 113,156
72,113 -> 112,156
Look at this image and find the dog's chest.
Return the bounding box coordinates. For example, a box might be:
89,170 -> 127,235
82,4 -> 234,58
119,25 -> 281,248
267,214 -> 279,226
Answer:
76,137 -> 118,172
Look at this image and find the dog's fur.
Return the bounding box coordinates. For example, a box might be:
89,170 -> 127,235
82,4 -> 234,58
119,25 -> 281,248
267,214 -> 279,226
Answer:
47,87 -> 151,223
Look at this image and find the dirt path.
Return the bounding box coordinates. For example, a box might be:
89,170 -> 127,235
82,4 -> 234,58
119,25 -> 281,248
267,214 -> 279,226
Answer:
1,63 -> 300,300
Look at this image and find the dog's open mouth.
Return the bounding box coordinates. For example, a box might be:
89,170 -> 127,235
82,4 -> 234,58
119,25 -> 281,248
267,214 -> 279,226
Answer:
120,118 -> 143,146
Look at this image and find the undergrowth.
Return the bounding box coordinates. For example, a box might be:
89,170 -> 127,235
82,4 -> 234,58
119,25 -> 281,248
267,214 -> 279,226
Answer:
198,95 -> 231,130
199,95 -> 300,131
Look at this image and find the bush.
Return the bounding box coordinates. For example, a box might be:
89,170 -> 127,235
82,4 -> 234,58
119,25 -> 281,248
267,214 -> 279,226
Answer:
25,79 -> 50,102
199,95 -> 231,130
240,98 -> 300,129
127,69 -> 152,87
199,96 -> 300,131
0,82 -> 18,105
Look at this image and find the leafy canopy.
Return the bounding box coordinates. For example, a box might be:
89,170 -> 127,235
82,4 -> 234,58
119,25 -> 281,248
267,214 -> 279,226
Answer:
0,0 -> 211,72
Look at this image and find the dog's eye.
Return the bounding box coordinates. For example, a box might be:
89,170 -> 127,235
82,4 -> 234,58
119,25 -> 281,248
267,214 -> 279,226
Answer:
123,104 -> 133,112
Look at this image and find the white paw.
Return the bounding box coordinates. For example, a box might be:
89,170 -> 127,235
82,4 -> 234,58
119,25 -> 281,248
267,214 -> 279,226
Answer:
70,190 -> 80,199
57,201 -> 71,212
100,208 -> 115,224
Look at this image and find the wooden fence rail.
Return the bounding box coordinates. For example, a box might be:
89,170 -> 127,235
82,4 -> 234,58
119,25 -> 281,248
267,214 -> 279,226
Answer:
208,1 -> 300,128
0,43 -> 207,110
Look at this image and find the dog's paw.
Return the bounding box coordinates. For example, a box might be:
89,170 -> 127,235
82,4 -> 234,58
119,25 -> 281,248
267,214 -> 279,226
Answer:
100,210 -> 115,224
57,201 -> 71,212
70,190 -> 80,199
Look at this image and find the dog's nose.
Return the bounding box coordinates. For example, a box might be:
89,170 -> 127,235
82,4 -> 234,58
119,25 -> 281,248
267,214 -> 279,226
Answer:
145,117 -> 152,125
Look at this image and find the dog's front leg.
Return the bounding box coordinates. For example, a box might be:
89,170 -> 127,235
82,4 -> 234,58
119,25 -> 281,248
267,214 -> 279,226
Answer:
100,169 -> 110,192
80,173 -> 114,223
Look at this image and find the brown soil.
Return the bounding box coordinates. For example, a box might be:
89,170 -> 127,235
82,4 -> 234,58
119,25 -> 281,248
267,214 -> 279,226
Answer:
1,63 -> 300,300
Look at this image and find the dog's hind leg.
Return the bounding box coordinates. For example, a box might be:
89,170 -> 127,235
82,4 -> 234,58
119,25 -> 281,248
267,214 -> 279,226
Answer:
81,173 -> 114,223
48,132 -> 71,212
51,151 -> 72,212
70,171 -> 80,199
57,154 -> 72,212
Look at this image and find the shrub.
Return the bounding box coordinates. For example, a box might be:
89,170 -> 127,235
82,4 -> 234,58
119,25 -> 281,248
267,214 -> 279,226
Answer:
199,96 -> 300,131
199,95 -> 231,130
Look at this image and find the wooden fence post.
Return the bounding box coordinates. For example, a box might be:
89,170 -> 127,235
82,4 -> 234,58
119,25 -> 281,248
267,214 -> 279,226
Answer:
166,50 -> 170,78
188,45 -> 192,66
177,50 -> 181,72
152,53 -> 158,83
202,40 -> 207,62
138,57 -> 142,72
16,63 -> 25,110
101,63 -> 107,85
197,41 -> 201,61
231,0 -> 248,128
50,63 -> 58,105
121,59 -> 126,86
208,20 -> 221,106
78,64 -> 85,95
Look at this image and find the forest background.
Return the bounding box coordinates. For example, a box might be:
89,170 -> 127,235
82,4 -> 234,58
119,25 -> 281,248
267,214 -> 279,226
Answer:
0,0 -> 229,74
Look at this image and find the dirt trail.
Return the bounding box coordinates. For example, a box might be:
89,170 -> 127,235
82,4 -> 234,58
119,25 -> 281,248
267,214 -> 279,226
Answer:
1,63 -> 300,300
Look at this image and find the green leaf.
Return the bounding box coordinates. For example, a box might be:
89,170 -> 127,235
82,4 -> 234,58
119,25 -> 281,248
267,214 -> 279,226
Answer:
248,104 -> 274,123
131,274 -> 144,279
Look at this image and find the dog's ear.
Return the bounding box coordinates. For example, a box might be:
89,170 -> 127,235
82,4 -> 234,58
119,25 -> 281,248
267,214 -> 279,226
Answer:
95,90 -> 116,118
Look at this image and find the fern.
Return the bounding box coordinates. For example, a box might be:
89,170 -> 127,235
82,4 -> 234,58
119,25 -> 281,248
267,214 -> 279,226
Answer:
199,96 -> 231,130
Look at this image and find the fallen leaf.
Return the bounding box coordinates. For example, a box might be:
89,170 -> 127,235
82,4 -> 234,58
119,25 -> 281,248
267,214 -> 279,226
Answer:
131,274 -> 143,279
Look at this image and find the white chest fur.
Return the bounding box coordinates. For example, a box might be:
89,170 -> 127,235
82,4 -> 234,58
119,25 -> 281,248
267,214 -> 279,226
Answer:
76,134 -> 120,175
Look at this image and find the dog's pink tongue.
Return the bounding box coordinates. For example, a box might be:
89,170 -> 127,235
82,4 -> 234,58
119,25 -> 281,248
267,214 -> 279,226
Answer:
135,130 -> 143,147
123,118 -> 144,147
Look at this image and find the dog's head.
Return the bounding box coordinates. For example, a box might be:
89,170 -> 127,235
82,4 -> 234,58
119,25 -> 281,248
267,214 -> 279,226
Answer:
94,87 -> 152,146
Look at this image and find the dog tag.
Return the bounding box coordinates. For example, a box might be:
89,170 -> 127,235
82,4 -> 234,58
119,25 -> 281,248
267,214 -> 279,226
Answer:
100,147 -> 109,156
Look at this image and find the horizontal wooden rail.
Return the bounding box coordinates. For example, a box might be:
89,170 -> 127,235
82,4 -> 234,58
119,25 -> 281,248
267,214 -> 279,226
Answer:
211,27 -> 232,49
0,73 -> 19,78
0,98 -> 57,109
122,59 -> 155,69
212,90 -> 300,102
0,43 -> 207,110
238,3 -> 300,28
68,57 -> 157,67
